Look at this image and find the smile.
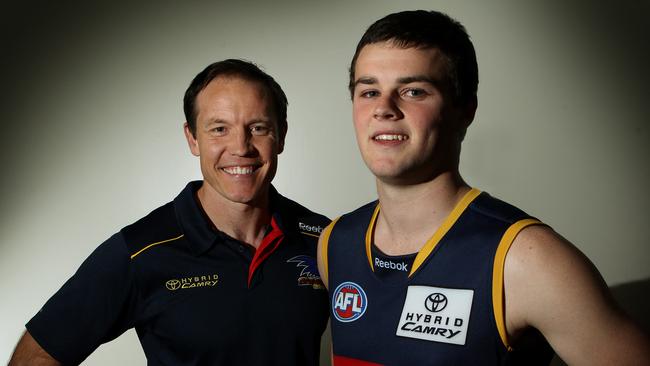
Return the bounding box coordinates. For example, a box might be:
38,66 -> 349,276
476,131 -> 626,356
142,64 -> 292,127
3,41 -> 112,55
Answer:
221,165 -> 259,175
373,134 -> 409,141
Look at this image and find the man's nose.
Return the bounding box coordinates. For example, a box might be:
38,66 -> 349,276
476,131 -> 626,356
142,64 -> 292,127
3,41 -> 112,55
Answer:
230,129 -> 255,156
373,94 -> 402,120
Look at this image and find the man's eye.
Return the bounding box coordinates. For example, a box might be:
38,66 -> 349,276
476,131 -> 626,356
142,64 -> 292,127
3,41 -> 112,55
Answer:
359,90 -> 379,98
403,88 -> 426,97
251,125 -> 270,135
211,126 -> 227,134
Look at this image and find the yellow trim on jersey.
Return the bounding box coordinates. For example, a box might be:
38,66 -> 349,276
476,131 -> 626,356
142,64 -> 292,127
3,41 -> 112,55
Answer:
364,204 -> 381,272
130,234 -> 185,259
363,189 -> 481,277
492,218 -> 543,350
320,217 -> 340,285
300,231 -> 320,238
408,188 -> 482,277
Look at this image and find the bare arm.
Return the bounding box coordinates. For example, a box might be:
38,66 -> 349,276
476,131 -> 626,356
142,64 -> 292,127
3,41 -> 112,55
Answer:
9,330 -> 61,366
505,225 -> 650,365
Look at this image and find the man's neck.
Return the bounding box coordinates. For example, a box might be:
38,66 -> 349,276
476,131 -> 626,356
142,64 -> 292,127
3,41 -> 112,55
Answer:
196,184 -> 272,249
374,171 -> 470,256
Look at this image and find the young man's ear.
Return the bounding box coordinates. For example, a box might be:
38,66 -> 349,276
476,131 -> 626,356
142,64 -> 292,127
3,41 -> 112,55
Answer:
457,96 -> 477,141
463,95 -> 478,129
184,122 -> 200,156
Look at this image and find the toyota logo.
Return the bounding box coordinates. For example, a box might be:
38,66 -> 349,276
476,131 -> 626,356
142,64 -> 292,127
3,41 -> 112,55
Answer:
424,293 -> 448,312
166,279 -> 181,291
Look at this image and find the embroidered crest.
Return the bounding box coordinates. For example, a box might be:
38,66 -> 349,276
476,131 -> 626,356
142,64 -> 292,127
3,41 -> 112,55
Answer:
287,255 -> 325,290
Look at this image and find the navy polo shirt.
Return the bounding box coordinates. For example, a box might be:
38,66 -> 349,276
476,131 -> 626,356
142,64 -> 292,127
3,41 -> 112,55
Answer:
27,181 -> 330,365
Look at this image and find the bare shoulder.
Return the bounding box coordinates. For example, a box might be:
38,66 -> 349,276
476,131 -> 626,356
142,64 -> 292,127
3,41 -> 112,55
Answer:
505,225 -> 606,299
504,225 -> 650,365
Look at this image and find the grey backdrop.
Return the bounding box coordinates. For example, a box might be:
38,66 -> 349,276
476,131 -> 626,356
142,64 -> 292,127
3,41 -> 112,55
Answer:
2,1 -> 648,364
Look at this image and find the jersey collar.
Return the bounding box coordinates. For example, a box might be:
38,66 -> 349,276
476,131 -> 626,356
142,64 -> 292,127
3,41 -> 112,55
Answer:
173,181 -> 287,256
365,188 -> 482,278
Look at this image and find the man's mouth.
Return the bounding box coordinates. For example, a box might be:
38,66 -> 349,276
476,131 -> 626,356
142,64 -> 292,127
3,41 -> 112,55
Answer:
221,165 -> 259,175
373,134 -> 409,141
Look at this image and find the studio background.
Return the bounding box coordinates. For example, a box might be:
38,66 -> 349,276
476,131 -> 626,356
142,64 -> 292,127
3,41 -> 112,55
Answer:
2,1 -> 648,364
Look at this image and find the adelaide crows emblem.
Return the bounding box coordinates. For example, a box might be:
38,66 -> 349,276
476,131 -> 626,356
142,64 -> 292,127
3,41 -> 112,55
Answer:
287,255 -> 325,290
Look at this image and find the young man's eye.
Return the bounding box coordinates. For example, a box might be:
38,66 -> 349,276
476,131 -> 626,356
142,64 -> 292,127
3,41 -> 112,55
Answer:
358,90 -> 379,98
402,88 -> 427,97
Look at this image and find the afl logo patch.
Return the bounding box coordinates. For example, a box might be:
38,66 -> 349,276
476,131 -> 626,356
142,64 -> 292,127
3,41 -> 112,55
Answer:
332,282 -> 367,322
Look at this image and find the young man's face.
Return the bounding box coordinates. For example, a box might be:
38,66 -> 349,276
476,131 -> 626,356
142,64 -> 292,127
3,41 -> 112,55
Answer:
352,42 -> 464,185
185,76 -> 283,206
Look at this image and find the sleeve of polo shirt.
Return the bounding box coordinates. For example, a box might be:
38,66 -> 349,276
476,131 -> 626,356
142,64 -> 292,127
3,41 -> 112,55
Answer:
26,232 -> 138,365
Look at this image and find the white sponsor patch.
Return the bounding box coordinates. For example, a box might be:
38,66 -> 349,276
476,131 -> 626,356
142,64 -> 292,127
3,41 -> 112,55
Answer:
396,285 -> 473,345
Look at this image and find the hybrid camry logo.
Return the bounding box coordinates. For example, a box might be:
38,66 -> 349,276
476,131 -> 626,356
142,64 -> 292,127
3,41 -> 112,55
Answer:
166,279 -> 181,290
425,293 -> 448,312
396,285 -> 473,345
165,274 -> 219,291
332,282 -> 367,322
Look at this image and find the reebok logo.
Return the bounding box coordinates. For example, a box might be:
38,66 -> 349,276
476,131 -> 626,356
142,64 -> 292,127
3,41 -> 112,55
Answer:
374,257 -> 408,272
299,222 -> 323,234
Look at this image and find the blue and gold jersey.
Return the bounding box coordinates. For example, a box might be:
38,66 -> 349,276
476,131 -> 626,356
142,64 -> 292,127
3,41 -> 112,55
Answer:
322,189 -> 553,366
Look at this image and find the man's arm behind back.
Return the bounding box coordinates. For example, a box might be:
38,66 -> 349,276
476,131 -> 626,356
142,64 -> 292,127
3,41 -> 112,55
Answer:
9,331 -> 61,366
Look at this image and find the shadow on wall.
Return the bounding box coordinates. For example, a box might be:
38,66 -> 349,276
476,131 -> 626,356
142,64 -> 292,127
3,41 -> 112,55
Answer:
551,278 -> 650,366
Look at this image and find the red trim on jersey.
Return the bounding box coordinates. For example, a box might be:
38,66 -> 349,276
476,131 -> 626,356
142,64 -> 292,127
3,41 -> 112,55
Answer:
333,355 -> 383,366
247,216 -> 284,287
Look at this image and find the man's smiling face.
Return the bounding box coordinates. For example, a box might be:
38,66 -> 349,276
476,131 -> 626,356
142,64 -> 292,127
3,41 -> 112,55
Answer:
185,76 -> 283,206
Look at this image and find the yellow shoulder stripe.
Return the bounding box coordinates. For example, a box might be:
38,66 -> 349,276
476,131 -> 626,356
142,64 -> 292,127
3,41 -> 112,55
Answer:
320,217 -> 340,285
408,188 -> 482,277
492,218 -> 543,350
130,234 -> 185,259
364,204 -> 381,272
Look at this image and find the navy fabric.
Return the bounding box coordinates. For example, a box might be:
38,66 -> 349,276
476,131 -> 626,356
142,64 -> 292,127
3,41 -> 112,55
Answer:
27,181 -> 330,365
328,192 -> 553,366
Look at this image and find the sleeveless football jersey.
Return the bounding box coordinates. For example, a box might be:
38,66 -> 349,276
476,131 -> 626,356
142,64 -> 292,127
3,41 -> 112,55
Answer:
322,189 -> 553,365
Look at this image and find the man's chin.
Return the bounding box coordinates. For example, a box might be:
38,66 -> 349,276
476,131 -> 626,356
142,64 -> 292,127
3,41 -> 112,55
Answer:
374,169 -> 440,187
223,186 -> 270,206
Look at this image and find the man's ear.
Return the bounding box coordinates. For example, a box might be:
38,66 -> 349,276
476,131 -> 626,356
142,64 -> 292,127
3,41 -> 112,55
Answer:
184,122 -> 200,156
458,96 -> 477,141
462,95 -> 477,129
277,123 -> 287,155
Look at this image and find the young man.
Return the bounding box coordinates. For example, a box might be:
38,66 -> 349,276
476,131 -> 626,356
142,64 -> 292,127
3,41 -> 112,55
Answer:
318,10 -> 650,365
10,59 -> 329,366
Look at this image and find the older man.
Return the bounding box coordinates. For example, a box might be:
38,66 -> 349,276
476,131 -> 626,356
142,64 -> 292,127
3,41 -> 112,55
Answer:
11,59 -> 329,366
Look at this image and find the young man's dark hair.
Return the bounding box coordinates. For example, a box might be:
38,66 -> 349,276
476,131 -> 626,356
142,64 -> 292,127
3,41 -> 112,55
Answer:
348,10 -> 478,106
183,59 -> 288,137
